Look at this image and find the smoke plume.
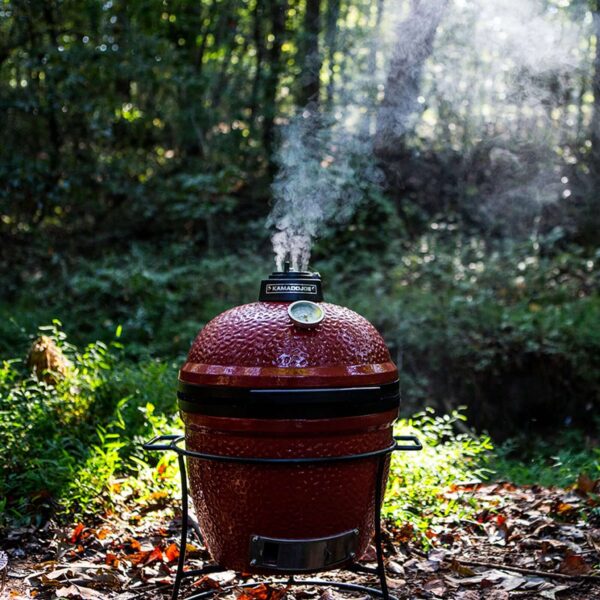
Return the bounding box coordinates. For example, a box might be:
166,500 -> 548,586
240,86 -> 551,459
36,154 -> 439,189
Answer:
268,110 -> 378,271
267,0 -> 587,267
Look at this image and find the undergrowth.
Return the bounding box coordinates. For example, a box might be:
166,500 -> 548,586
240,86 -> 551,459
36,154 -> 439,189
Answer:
0,323 -> 180,527
386,409 -> 493,547
492,430 -> 600,488
0,325 -> 596,547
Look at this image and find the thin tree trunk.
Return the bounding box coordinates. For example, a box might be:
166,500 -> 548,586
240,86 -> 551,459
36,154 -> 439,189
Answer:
297,0 -> 321,108
324,0 -> 340,110
363,0 -> 384,135
35,0 -> 62,225
374,0 -> 448,160
590,3 -> 600,180
263,0 -> 287,176
250,0 -> 265,127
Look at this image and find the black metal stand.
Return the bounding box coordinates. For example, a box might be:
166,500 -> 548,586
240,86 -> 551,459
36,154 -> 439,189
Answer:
143,434 -> 422,600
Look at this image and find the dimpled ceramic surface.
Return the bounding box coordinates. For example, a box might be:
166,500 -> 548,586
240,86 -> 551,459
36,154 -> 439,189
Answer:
179,298 -> 399,574
179,301 -> 398,388
183,409 -> 396,573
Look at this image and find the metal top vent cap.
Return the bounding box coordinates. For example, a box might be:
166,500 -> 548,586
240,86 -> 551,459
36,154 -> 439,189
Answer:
259,264 -> 323,302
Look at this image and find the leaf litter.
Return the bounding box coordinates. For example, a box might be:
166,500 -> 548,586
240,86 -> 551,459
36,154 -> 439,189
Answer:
1,479 -> 599,599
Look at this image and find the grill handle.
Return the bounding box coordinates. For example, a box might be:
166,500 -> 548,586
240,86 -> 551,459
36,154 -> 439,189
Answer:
393,435 -> 422,452
141,433 -> 422,455
142,433 -> 184,451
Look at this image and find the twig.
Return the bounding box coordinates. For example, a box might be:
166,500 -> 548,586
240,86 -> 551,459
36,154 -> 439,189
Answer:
452,558 -> 600,582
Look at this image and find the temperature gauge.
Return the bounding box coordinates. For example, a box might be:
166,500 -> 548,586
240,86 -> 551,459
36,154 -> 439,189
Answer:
288,300 -> 325,328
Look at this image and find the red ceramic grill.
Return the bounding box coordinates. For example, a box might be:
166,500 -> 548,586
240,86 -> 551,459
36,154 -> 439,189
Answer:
144,266 -> 421,600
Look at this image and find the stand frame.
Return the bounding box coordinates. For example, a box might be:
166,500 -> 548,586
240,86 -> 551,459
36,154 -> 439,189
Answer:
143,434 -> 421,600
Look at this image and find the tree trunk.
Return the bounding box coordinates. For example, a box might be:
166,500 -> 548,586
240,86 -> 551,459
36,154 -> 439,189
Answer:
297,0 -> 321,108
374,0 -> 448,160
590,2 -> 600,180
250,0 -> 265,128
324,0 -> 340,109
263,0 -> 287,177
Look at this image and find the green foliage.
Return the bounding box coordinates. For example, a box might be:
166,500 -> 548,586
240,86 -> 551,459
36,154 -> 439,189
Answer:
0,323 -> 180,526
2,230 -> 597,439
1,322 -> 596,539
492,430 -> 600,488
326,233 -> 600,435
0,248 -> 268,358
385,409 -> 493,546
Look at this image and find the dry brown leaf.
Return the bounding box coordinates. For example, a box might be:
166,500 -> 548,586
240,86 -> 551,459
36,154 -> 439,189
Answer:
387,560 -> 405,575
574,473 -> 596,495
165,542 -> 179,562
57,584 -> 105,599
558,553 -> 592,576
395,523 -> 414,544
422,578 -> 446,597
192,575 -> 222,590
359,544 -> 377,562
450,559 -> 476,577
105,552 -> 119,568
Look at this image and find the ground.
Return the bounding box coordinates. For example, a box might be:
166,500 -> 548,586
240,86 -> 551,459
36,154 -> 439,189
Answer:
2,482 -> 599,600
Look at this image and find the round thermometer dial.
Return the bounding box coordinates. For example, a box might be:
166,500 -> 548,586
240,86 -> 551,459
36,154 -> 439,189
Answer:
288,300 -> 325,328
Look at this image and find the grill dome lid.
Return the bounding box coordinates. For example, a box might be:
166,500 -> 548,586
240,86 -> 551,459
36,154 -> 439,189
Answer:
179,270 -> 398,391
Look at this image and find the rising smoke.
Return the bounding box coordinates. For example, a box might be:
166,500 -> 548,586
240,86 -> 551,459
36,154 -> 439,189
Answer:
268,110 -> 380,271
267,0 -> 586,268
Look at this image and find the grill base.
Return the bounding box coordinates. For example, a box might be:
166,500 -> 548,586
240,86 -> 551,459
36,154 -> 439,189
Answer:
142,433 -> 422,600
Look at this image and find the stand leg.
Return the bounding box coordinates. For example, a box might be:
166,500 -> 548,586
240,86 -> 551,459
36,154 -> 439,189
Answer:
374,455 -> 390,600
172,453 -> 190,600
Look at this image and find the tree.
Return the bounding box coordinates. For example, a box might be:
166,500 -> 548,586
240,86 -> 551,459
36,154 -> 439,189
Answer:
590,0 -> 600,180
297,0 -> 322,107
374,0 -> 449,160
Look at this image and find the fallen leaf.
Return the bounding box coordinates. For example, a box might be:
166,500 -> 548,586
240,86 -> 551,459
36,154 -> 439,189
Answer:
165,543 -> 179,562
574,474 -> 596,495
237,583 -> 288,600
387,560 -> 405,575
450,559 -> 476,577
540,585 -> 570,599
558,553 -> 592,575
125,538 -> 141,553
422,578 -> 446,597
146,546 -> 163,565
70,524 -> 85,544
360,544 -> 376,562
395,523 -> 414,544
125,550 -> 152,565
193,575 -> 221,590
55,584 -> 104,599
499,575 -> 526,591
105,552 -> 119,568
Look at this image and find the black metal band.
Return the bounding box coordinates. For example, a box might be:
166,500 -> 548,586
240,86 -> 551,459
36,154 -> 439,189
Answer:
177,380 -> 400,419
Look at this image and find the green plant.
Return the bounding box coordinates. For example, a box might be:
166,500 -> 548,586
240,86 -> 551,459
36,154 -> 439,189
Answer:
491,430 -> 600,488
384,408 -> 493,546
0,323 -> 181,526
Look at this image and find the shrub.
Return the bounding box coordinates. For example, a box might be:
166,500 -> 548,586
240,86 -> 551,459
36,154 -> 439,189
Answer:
0,323 -> 180,526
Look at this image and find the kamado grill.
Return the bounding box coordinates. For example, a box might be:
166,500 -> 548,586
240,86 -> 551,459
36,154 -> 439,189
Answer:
144,266 -> 422,600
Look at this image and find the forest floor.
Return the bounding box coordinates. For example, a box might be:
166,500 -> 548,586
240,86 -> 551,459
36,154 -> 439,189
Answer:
2,480 -> 599,600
